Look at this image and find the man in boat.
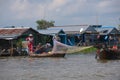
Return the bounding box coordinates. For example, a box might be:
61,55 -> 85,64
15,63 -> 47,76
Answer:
34,43 -> 43,54
112,45 -> 118,50
95,44 -> 106,59
44,43 -> 52,52
34,43 -> 52,54
26,34 -> 34,54
95,47 -> 103,59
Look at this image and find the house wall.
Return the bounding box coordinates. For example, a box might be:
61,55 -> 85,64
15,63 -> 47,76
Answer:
58,34 -> 67,44
64,35 -> 75,46
85,33 -> 97,45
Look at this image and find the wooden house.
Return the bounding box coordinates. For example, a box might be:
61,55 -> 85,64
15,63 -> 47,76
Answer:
0,27 -> 43,50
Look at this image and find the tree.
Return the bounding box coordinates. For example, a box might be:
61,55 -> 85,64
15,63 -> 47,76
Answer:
36,19 -> 55,29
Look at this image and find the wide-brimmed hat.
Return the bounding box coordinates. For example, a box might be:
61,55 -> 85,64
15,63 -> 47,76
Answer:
29,34 -> 33,36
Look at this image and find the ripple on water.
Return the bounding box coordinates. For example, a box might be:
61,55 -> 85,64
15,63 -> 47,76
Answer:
0,54 -> 120,80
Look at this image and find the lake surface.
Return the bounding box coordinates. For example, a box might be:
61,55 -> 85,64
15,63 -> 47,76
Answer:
0,53 -> 120,80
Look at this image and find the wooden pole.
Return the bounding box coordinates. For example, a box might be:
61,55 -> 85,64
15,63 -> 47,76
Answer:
10,40 -> 13,56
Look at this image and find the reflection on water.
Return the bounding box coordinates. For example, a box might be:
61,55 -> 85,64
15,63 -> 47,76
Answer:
0,53 -> 120,80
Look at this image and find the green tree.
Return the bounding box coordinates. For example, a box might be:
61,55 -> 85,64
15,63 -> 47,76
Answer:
36,19 -> 55,29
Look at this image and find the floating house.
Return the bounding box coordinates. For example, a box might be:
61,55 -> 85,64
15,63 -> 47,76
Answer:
95,26 -> 120,46
38,29 -> 66,45
0,27 -> 42,50
45,25 -> 98,46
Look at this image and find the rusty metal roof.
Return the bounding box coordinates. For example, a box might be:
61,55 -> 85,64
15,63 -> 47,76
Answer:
0,28 -> 30,39
0,28 -> 29,35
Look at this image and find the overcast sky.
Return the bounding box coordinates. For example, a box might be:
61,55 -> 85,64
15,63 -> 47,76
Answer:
0,0 -> 120,28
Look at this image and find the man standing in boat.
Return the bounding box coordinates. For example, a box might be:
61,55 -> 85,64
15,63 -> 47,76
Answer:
26,34 -> 34,54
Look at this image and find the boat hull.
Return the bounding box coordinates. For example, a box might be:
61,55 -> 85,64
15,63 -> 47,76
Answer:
98,49 -> 120,60
29,53 -> 66,58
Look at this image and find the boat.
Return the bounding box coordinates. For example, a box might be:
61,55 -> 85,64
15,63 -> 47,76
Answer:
29,53 -> 66,58
96,49 -> 120,60
94,43 -> 120,60
29,38 -> 70,58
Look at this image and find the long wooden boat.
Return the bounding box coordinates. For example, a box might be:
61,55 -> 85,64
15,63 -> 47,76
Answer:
29,53 -> 66,58
97,49 -> 120,60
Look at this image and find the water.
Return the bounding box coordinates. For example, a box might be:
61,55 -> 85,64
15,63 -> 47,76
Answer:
0,53 -> 120,80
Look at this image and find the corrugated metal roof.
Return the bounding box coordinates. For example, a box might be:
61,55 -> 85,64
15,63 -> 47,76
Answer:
65,31 -> 80,34
47,25 -> 97,34
0,27 -> 30,39
38,29 -> 64,35
48,25 -> 89,32
0,35 -> 18,40
0,27 -> 29,35
96,26 -> 119,35
97,28 -> 112,34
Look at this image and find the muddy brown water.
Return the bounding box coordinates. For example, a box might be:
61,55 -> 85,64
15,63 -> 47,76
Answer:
0,53 -> 120,80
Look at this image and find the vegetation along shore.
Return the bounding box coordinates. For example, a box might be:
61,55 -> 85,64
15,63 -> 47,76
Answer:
67,46 -> 97,54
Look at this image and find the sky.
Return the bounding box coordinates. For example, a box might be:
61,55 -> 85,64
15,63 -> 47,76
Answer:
0,0 -> 120,29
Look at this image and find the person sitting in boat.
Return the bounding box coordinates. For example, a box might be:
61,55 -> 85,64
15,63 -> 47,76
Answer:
34,43 -> 52,54
95,44 -> 105,59
44,43 -> 52,52
34,43 -> 43,54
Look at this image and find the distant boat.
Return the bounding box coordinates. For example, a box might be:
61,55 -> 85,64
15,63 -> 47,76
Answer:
97,49 -> 120,60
